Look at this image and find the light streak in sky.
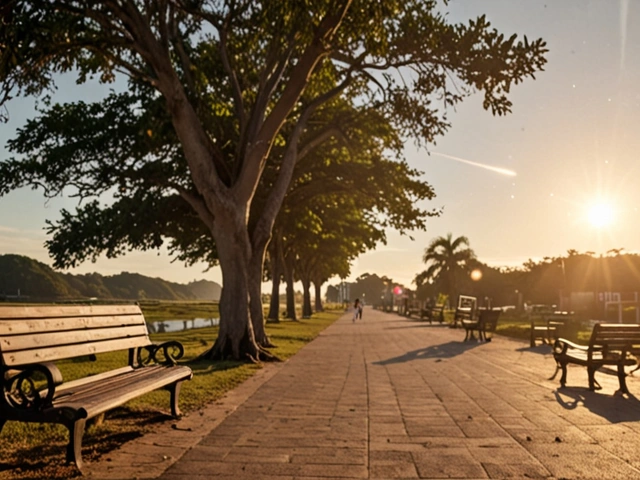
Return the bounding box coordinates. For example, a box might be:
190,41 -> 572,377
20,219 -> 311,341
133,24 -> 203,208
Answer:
431,152 -> 517,177
620,0 -> 629,72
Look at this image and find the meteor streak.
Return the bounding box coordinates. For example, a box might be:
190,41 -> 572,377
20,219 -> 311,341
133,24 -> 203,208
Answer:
431,152 -> 517,176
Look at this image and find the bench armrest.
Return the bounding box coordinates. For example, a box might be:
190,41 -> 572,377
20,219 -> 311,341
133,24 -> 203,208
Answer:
553,337 -> 587,352
2,362 -> 62,411
136,341 -> 186,366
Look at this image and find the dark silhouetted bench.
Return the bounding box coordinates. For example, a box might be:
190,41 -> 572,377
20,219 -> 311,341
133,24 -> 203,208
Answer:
553,323 -> 640,394
0,304 -> 193,471
421,304 -> 445,324
530,311 -> 572,347
462,309 -> 502,341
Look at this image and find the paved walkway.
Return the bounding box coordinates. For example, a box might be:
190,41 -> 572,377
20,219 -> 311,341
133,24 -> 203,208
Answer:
89,309 -> 640,479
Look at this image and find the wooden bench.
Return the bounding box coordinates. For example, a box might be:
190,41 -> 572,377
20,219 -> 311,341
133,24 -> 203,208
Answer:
530,311 -> 572,347
462,309 -> 502,342
553,323 -> 640,394
420,304 -> 445,324
0,304 -> 193,471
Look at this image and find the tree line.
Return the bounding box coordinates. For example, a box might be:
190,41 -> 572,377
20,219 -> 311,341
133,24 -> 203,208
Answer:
329,235 -> 640,318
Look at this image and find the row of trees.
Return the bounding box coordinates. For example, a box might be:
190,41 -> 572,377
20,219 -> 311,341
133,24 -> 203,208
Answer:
0,1 -> 547,360
409,234 -> 640,314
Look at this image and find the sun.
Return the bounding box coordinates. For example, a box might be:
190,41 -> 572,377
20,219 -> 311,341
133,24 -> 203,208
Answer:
470,269 -> 483,281
587,202 -> 615,228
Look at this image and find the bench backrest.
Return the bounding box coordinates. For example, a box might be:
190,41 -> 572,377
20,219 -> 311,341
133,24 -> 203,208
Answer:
544,311 -> 573,322
0,305 -> 151,367
589,323 -> 640,351
479,309 -> 501,332
454,307 -> 474,321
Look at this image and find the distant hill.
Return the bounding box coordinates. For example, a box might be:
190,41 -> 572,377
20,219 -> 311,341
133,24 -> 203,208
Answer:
186,279 -> 222,301
0,254 -> 221,302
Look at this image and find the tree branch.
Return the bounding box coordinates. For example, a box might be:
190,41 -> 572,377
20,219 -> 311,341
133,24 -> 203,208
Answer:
235,0 -> 354,204
175,186 -> 216,230
219,8 -> 247,129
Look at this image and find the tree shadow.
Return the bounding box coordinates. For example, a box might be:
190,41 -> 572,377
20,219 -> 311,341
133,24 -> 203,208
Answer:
554,388 -> 640,423
374,341 -> 482,365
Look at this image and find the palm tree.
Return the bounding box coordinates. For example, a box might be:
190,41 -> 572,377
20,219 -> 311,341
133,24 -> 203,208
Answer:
414,233 -> 476,305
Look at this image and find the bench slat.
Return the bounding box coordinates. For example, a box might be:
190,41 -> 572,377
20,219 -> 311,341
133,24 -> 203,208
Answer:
1,325 -> 150,353
2,336 -> 149,366
54,366 -> 136,394
55,364 -> 171,401
0,304 -> 142,320
0,314 -> 145,336
53,365 -> 193,418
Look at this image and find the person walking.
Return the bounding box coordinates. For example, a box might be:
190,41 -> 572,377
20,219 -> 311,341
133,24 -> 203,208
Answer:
353,298 -> 361,322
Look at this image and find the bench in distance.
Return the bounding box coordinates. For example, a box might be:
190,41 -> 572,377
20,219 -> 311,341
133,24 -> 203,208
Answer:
0,304 -> 193,472
530,311 -> 573,347
451,306 -> 474,329
462,309 -> 502,342
421,304 -> 445,324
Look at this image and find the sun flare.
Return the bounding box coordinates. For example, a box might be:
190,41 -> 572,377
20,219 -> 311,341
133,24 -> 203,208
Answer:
587,202 -> 615,228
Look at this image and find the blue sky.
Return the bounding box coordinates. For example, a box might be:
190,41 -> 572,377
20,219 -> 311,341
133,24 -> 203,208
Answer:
1,0 -> 638,289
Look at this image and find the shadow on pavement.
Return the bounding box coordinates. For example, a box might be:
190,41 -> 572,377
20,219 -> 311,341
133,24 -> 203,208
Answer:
516,344 -> 553,355
374,341 -> 482,365
554,388 -> 640,423
384,323 -> 448,330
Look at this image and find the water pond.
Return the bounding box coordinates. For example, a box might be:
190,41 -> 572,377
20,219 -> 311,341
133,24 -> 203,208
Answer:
148,317 -> 220,333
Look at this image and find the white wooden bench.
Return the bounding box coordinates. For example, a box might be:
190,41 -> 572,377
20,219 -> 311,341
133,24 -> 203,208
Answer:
0,304 -> 193,472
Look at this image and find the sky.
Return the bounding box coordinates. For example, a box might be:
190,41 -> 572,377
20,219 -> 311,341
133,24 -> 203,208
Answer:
1,0 -> 639,290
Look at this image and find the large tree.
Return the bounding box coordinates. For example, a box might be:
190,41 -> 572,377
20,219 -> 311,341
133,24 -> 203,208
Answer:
0,1 -> 547,360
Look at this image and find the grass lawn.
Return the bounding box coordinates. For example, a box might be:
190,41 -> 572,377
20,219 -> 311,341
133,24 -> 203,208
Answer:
0,306 -> 343,479
138,300 -> 220,322
443,309 -> 594,343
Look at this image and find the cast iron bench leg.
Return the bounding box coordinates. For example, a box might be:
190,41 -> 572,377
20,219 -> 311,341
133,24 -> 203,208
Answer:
617,364 -> 630,395
559,360 -> 568,387
587,366 -> 601,391
66,419 -> 86,471
170,381 -> 184,417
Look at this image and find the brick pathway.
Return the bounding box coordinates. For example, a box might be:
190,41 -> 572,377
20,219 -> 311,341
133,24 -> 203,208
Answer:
88,309 -> 640,479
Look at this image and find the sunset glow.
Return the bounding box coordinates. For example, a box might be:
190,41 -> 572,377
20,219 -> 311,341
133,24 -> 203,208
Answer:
587,202 -> 615,228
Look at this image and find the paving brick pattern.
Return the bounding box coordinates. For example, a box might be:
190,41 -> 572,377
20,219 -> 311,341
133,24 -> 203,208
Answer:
88,309 -> 640,479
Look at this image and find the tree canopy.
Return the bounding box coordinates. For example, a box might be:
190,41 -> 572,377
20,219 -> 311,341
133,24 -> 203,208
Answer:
0,1 -> 547,360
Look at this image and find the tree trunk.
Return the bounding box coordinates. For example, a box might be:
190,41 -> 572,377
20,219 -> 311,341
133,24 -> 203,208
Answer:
284,253 -> 297,320
301,277 -> 312,318
248,246 -> 275,348
268,277 -> 281,322
199,214 -> 272,361
314,281 -> 324,312
200,242 -> 256,360
267,239 -> 282,322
